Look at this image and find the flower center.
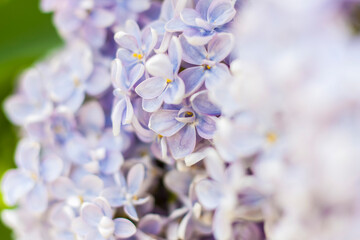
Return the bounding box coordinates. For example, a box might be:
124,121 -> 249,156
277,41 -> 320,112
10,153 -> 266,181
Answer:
185,111 -> 194,117
266,132 -> 277,144
166,78 -> 173,83
132,53 -> 143,60
73,77 -> 81,87
203,64 -> 211,70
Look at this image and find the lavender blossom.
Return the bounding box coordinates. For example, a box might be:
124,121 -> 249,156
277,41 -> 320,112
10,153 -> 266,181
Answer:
72,197 -> 136,239
166,0 -> 236,45
135,36 -> 185,112
179,32 -> 234,95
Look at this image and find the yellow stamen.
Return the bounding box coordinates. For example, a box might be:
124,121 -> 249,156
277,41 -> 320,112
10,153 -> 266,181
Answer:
132,53 -> 143,60
158,134 -> 163,138
206,65 -> 211,70
266,132 -> 277,144
132,195 -> 139,201
30,173 -> 38,181
73,77 -> 81,87
185,111 -> 193,117
166,78 -> 172,83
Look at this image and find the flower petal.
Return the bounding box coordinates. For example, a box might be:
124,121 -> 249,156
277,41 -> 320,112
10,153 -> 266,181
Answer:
163,76 -> 185,104
204,63 -> 230,89
90,9 -> 115,28
114,218 -> 137,238
179,66 -> 206,96
81,203 -> 103,226
195,179 -> 222,210
196,115 -> 216,139
180,8 -> 201,26
101,187 -> 126,207
207,0 -> 236,26
25,182 -> 48,213
86,64 -> 111,96
15,138 -> 40,173
142,94 -> 164,113
127,163 -> 145,195
124,204 -> 139,221
1,170 -> 35,205
146,54 -> 173,79
78,101 -> 105,133
165,17 -> 187,32
149,109 -> 185,137
190,90 -> 221,116
114,32 -> 139,52
179,35 -> 206,65
168,125 -> 196,159
51,177 -> 77,200
135,77 -> 167,99
40,155 -> 63,182
168,36 -> 182,73
183,27 -> 214,46
208,33 -> 234,62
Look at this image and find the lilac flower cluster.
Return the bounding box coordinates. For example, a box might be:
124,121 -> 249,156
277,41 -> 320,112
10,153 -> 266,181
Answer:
3,0 -> 360,239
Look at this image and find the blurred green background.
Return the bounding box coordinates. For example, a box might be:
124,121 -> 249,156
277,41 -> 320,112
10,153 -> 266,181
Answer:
0,0 -> 62,238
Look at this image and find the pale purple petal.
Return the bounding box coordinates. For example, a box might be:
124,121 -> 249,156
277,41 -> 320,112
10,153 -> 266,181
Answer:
208,33 -> 235,62
127,163 -> 145,195
79,175 -> 104,199
15,139 -> 40,173
195,179 -> 222,210
114,32 -> 139,52
196,0 -> 212,19
81,203 -> 103,226
168,125 -> 196,159
142,94 -> 165,112
179,35 -> 207,65
135,77 -> 167,99
168,36 -> 182,73
86,65 -> 111,96
203,148 -> 225,182
183,27 -> 214,46
145,54 -> 173,79
101,187 -> 126,207
114,218 -> 136,238
163,76 -> 185,104
124,204 -> 139,221
205,63 -> 230,89
179,66 -> 206,96
90,9 -> 115,28
61,88 -> 86,112
128,63 -> 145,88
190,90 -> 221,116
54,11 -> 82,33
180,8 -> 202,26
51,177 -> 77,200
65,135 -> 91,164
138,214 -> 164,235
142,27 -> 158,55
78,101 -> 105,133
149,109 -> 185,136
1,170 -> 35,205
165,17 -> 187,32
213,206 -> 232,240
72,217 -> 92,236
196,115 -> 216,139
207,0 -> 236,26
164,170 -> 193,197
25,182 -> 48,213
100,152 -> 124,174
178,211 -> 193,240
40,155 -> 63,182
